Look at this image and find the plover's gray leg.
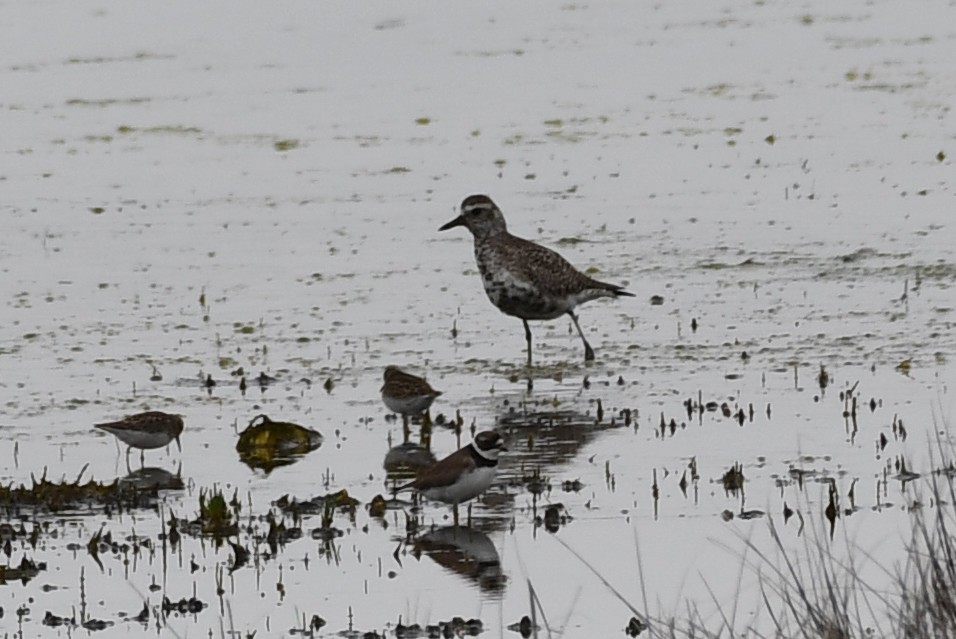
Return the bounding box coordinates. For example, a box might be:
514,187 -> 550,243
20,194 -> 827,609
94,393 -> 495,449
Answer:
567,311 -> 595,362
522,319 -> 533,367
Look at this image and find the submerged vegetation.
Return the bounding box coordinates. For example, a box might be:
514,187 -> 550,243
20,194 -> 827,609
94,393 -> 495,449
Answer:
0,466 -> 172,514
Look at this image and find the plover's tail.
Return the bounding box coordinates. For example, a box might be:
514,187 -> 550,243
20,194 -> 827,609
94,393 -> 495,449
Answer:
598,281 -> 634,297
573,280 -> 634,305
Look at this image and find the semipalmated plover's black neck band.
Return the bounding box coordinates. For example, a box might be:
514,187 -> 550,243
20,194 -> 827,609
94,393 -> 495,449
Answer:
470,445 -> 498,468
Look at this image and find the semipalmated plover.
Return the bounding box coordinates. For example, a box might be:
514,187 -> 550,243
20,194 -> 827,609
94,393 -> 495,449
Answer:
395,430 -> 506,506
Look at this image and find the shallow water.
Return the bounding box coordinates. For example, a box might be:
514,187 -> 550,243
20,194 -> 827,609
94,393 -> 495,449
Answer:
1,0 -> 954,636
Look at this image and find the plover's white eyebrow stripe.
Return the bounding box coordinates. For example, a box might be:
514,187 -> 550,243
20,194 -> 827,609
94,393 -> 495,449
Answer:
473,443 -> 499,461
463,203 -> 492,213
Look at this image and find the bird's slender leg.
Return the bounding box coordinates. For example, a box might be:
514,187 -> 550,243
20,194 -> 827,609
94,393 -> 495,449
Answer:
523,319 -> 533,368
125,446 -> 133,473
568,311 -> 595,362
402,414 -> 410,443
420,414 -> 432,451
453,504 -> 460,528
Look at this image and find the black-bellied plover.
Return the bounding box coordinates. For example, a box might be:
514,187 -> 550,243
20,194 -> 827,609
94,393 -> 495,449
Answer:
95,411 -> 183,464
439,194 -> 633,364
394,430 -> 506,506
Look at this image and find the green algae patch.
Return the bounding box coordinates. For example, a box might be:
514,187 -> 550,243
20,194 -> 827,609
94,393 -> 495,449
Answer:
274,139 -> 299,151
116,124 -> 202,135
235,414 -> 323,473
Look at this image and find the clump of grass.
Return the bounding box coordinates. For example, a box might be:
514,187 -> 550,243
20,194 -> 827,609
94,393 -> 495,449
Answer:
888,470 -> 956,636
726,506 -> 871,638
548,427 -> 956,638
740,466 -> 956,638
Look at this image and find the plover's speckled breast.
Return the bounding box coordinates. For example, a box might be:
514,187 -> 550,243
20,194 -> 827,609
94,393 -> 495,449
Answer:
476,233 -> 621,321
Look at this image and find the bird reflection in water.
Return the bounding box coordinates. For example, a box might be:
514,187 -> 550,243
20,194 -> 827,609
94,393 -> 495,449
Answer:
414,526 -> 506,596
117,466 -> 184,491
383,442 -> 437,483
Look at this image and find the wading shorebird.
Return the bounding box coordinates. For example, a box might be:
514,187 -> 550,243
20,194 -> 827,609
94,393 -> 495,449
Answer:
439,194 -> 633,365
394,431 -> 506,515
381,366 -> 442,439
95,411 -> 184,466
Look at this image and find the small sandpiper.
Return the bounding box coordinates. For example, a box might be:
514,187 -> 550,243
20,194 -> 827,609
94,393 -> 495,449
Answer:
394,431 -> 506,512
381,366 -> 442,437
95,411 -> 184,465
440,194 -> 634,364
